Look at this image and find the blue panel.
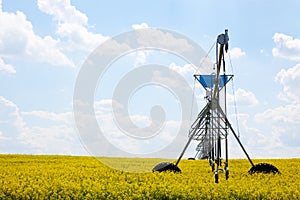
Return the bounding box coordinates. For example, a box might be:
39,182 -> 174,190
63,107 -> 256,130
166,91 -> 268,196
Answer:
194,74 -> 233,89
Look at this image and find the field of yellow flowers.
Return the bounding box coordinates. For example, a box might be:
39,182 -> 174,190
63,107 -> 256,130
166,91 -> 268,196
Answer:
0,154 -> 299,199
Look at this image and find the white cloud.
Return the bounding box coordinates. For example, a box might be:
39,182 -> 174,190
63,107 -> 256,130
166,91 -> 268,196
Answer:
226,111 -> 300,158
0,96 -> 27,153
247,62 -> 300,157
21,110 -> 73,125
197,57 -> 215,74
152,69 -> 191,91
272,33 -> 300,61
228,88 -> 259,106
135,28 -> 194,54
94,99 -> 124,113
19,125 -> 81,155
169,62 -> 196,77
0,97 -> 25,131
255,104 -> 300,124
132,22 -> 149,30
133,50 -> 148,67
252,62 -> 300,155
38,0 -> 107,52
231,113 -> 267,147
275,63 -> 300,103
228,47 -> 246,59
38,0 -> 88,25
168,62 -> 202,89
0,96 -> 85,154
259,48 -> 269,56
253,103 -> 300,154
167,62 -> 211,110
0,58 -> 16,74
0,6 -> 74,67
91,99 -> 187,157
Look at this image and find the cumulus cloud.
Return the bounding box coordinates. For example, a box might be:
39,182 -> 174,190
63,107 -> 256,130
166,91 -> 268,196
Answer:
0,58 -> 16,74
21,110 -> 73,125
228,47 -> 246,59
0,96 -> 27,153
0,4 -> 74,67
134,28 -> 194,55
257,33 -> 300,156
252,62 -> 300,155
133,50 -> 148,67
132,22 -> 149,30
228,88 -> 259,106
272,33 -> 300,61
38,0 -> 88,25
38,0 -> 107,52
231,113 -> 267,146
275,63 -> 300,103
255,104 -> 300,124
226,109 -> 300,158
169,62 -> 196,79
253,103 -> 300,153
0,96 -> 85,154
93,99 -> 184,156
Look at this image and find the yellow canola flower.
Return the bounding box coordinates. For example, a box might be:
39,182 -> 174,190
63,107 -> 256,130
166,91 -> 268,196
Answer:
0,155 -> 299,199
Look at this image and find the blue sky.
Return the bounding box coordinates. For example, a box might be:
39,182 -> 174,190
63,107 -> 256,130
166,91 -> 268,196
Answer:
0,0 -> 300,159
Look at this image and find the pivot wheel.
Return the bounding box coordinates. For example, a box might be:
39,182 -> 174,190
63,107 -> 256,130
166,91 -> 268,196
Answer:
152,162 -> 181,173
249,163 -> 280,174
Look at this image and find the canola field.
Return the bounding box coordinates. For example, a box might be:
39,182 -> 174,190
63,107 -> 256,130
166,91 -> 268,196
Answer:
0,154 -> 300,199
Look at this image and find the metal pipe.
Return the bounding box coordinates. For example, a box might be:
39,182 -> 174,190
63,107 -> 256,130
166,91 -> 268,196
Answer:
212,44 -> 224,99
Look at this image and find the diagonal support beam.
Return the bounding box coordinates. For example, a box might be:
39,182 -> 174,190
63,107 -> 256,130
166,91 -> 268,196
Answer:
175,99 -> 255,168
175,103 -> 211,166
214,101 -> 255,167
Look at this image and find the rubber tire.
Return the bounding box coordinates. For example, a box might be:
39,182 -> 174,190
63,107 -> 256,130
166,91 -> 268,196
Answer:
249,163 -> 280,174
152,162 -> 181,173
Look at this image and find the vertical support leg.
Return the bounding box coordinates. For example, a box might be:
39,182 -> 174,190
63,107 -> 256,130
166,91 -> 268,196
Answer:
215,171 -> 219,183
218,136 -> 222,166
225,133 -> 229,180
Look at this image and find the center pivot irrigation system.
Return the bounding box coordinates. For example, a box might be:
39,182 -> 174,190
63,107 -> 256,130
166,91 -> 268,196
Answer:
152,30 -> 279,183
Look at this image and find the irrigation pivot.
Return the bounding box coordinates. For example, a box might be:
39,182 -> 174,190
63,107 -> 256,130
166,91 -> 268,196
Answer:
152,30 -> 280,182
